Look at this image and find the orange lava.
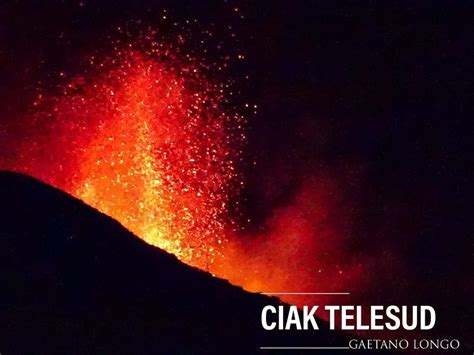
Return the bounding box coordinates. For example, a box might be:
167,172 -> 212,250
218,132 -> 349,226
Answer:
6,36 -> 244,269
1,32 -> 367,310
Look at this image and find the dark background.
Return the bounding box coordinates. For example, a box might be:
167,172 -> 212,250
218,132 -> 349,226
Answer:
1,0 -> 472,345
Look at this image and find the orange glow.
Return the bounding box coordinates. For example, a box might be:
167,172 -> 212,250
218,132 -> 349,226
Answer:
9,37 -> 244,269
1,33 -> 368,311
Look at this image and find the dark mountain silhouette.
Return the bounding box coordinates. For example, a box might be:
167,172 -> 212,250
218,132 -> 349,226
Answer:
0,171 -> 391,354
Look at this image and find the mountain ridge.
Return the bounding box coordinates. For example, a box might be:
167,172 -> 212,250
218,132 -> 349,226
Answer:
0,171 -> 384,354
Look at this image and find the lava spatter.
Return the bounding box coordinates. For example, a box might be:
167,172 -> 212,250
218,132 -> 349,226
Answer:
1,26 -> 364,310
11,32 -> 245,268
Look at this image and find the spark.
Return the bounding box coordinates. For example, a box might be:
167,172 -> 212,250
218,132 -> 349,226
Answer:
9,30 -> 245,269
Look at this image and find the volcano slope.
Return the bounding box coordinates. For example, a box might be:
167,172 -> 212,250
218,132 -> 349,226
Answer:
0,171 -> 387,354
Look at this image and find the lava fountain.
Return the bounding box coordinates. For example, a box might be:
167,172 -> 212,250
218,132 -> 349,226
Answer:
4,33 -> 245,269
1,30 -> 368,309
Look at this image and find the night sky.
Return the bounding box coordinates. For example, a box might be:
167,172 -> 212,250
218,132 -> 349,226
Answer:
1,0 -> 472,345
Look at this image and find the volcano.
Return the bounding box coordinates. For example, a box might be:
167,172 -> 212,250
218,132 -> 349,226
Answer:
0,171 -> 398,354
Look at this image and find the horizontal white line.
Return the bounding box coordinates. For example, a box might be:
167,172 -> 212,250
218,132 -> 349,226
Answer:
262,292 -> 350,295
260,347 -> 350,350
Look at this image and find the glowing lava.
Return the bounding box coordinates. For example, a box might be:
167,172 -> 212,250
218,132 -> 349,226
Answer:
0,30 -> 368,311
5,35 -> 244,269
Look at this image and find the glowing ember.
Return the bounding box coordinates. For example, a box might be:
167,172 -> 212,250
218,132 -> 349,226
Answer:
0,27 -> 367,311
7,32 -> 244,268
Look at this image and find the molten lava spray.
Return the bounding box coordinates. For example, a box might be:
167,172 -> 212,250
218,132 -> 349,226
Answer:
5,32 -> 244,268
0,29 -> 369,310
